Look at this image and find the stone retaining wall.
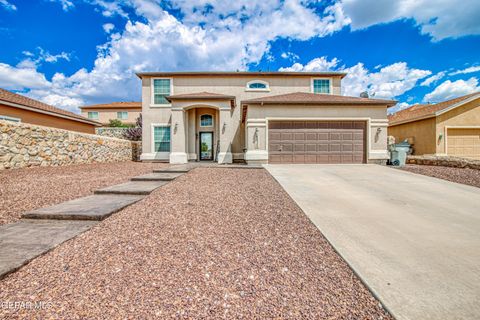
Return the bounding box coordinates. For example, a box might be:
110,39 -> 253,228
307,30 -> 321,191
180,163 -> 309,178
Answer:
407,155 -> 480,170
0,120 -> 134,170
95,127 -> 129,139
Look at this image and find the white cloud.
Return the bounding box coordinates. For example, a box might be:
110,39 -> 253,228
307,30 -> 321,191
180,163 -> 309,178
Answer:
449,66 -> 480,76
0,0 -> 16,11
340,0 -> 480,40
102,23 -> 115,33
281,56 -> 431,99
388,102 -> 411,114
420,71 -> 446,86
49,0 -> 74,11
280,51 -> 299,61
423,77 -> 480,102
0,0 -> 351,112
0,63 -> 50,90
280,56 -> 341,72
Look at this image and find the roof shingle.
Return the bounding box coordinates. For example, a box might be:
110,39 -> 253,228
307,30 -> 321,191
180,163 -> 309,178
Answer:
166,92 -> 236,101
388,92 -> 480,125
241,92 -> 396,105
0,88 -> 101,126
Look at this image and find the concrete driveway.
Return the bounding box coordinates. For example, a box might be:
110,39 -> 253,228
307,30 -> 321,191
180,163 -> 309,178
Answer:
265,164 -> 480,320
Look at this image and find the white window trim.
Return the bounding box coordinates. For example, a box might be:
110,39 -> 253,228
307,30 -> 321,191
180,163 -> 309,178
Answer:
151,123 -> 171,155
311,77 -> 332,95
117,111 -> 128,120
245,80 -> 270,92
199,114 -> 213,127
88,111 -> 99,120
150,77 -> 173,108
0,115 -> 21,122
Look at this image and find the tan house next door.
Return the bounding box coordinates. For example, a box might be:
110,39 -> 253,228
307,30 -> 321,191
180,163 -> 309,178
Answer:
268,121 -> 366,164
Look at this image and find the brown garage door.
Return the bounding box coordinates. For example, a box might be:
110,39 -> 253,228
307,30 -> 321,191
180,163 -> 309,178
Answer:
447,128 -> 480,160
268,121 -> 366,164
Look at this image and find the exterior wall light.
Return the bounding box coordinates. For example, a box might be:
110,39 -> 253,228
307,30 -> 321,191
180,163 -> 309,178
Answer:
222,122 -> 227,134
174,122 -> 178,134
375,127 -> 382,142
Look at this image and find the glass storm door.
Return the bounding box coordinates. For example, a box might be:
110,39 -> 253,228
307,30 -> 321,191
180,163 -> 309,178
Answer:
199,132 -> 213,161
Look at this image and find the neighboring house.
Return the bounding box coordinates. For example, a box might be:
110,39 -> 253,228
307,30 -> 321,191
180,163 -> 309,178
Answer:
80,102 -> 141,125
137,71 -> 395,164
388,92 -> 480,160
0,88 -> 100,134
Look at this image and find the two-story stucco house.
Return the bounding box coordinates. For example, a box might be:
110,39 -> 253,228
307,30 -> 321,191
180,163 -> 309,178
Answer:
137,71 -> 395,164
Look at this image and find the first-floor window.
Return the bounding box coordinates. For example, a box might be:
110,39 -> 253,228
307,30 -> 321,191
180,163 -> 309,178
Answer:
153,126 -> 171,152
117,111 -> 128,119
88,111 -> 99,119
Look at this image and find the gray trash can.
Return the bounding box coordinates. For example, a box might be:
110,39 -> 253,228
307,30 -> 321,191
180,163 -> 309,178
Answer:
390,141 -> 411,166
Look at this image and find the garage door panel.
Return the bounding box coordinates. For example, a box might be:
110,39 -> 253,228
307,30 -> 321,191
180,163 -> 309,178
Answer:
342,132 -> 353,140
305,154 -> 317,163
342,144 -> 354,152
294,133 -> 305,140
329,143 -> 341,152
281,132 -> 293,140
317,143 -> 329,152
305,144 -> 317,152
294,144 -> 305,152
268,121 -> 366,164
318,133 -> 329,140
305,133 -> 317,140
270,132 -> 281,141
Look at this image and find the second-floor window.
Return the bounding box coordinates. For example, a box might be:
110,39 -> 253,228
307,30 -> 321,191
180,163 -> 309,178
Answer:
153,78 -> 171,105
88,111 -> 99,119
312,79 -> 331,94
117,111 -> 128,120
246,80 -> 269,91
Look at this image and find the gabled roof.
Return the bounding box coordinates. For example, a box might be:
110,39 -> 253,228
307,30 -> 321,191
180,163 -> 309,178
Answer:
241,92 -> 396,106
136,71 -> 347,79
166,92 -> 235,102
388,92 -> 480,126
0,88 -> 101,126
80,101 -> 141,110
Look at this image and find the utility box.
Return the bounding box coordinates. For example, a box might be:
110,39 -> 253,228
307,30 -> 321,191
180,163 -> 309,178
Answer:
389,141 -> 411,166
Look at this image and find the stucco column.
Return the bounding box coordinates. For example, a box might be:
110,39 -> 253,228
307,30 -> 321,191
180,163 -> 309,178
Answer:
217,107 -> 233,164
245,119 -> 268,164
169,108 -> 188,164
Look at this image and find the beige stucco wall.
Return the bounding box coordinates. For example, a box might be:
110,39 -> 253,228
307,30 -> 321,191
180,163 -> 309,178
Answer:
388,118 -> 437,155
140,74 -> 392,163
245,104 -> 389,163
141,75 -> 342,160
435,99 -> 480,154
81,108 -> 141,125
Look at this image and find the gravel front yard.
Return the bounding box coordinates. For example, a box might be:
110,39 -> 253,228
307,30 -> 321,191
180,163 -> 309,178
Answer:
400,164 -> 480,188
0,168 -> 391,319
0,161 -> 167,225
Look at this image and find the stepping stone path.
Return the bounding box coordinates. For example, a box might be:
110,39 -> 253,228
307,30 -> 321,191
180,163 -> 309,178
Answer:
0,164 -> 192,279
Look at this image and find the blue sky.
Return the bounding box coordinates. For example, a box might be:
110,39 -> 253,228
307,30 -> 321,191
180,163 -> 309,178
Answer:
0,0 -> 479,113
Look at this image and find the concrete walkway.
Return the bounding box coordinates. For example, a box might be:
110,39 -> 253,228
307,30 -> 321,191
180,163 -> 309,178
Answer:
265,164 -> 480,320
0,165 -> 192,279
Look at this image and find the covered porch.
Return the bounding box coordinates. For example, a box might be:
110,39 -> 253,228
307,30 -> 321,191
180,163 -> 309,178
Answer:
166,92 -> 236,164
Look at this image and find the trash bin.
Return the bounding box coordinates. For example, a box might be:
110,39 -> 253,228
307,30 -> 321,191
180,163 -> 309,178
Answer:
389,141 -> 411,166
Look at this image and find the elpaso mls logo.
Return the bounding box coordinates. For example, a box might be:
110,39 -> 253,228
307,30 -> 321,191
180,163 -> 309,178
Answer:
1,301 -> 53,310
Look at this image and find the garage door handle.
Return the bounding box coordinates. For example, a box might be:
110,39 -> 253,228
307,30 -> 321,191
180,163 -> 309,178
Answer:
279,145 -> 283,151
